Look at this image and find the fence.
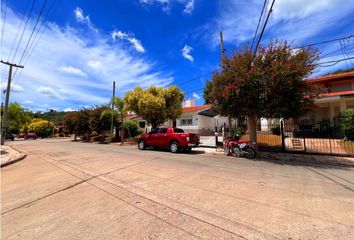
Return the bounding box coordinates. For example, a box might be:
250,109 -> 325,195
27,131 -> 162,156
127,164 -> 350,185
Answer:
241,119 -> 354,157
201,119 -> 353,157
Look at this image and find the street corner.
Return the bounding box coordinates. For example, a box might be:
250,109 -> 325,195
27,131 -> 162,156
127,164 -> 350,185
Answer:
1,145 -> 26,168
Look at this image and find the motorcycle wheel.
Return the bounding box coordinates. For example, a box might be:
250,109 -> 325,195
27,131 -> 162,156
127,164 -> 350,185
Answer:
243,147 -> 256,159
224,146 -> 231,156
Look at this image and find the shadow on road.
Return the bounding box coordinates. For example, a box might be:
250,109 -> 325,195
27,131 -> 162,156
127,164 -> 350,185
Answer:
144,147 -> 205,155
247,155 -> 354,170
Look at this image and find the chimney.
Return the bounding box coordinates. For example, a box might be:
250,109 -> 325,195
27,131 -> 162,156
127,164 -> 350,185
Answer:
183,99 -> 195,108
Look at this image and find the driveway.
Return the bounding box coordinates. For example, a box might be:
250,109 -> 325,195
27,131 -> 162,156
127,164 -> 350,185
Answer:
2,139 -> 354,239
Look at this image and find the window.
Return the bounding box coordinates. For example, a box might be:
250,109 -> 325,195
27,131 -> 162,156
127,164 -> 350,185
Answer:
181,118 -> 192,125
139,121 -> 145,128
150,129 -> 158,134
158,128 -> 168,134
174,128 -> 184,133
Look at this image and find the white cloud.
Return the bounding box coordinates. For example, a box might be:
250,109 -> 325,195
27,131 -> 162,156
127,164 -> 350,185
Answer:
139,0 -> 195,14
87,60 -> 102,69
192,92 -> 201,99
204,0 -> 354,76
58,66 -> 87,77
74,7 -> 90,23
1,7 -> 172,111
63,107 -> 75,112
23,100 -> 34,104
183,0 -> 194,14
181,45 -> 194,62
1,83 -> 24,93
73,7 -> 97,32
112,30 -> 145,53
12,84 -> 24,92
210,0 -> 354,46
37,86 -> 62,99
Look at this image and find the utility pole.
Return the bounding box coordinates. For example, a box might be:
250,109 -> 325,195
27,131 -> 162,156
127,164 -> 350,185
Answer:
219,32 -> 232,137
110,81 -> 115,140
219,31 -> 225,63
1,60 -> 24,145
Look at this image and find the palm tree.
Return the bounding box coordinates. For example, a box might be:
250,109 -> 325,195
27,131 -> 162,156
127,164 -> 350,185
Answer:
101,97 -> 126,143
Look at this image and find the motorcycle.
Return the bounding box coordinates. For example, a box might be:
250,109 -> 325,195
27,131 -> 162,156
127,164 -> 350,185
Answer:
223,137 -> 256,159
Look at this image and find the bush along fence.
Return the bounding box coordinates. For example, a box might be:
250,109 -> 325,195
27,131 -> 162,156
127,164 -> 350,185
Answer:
240,118 -> 354,157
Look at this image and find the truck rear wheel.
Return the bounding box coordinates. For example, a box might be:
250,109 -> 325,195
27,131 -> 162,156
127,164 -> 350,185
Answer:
170,141 -> 180,153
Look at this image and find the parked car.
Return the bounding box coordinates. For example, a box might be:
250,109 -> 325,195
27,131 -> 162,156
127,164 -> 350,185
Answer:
4,133 -> 15,141
17,133 -> 25,139
17,133 -> 37,140
138,127 -> 200,153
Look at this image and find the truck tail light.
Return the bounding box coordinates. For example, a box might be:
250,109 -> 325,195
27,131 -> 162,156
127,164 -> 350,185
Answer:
186,136 -> 190,141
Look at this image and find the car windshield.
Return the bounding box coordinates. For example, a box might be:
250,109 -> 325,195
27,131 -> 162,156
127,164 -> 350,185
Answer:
173,128 -> 184,133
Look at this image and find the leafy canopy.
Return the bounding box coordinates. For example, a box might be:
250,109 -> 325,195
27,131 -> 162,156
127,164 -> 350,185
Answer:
1,102 -> 32,133
27,118 -> 54,137
204,41 -> 318,119
124,86 -> 184,128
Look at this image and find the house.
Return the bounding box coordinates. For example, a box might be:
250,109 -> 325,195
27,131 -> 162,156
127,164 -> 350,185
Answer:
173,99 -> 233,136
127,99 -> 233,136
259,71 -> 354,131
306,71 -> 354,125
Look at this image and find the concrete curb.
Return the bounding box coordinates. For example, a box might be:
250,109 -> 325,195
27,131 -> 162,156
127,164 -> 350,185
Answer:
1,146 -> 27,168
198,147 -> 354,167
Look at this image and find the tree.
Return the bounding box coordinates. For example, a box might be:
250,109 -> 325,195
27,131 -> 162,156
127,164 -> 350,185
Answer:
101,97 -> 126,142
204,41 -> 318,150
123,120 -> 143,138
89,105 -> 111,139
124,86 -> 184,128
340,109 -> 354,140
27,118 -> 54,138
63,109 -> 90,140
1,102 -> 32,134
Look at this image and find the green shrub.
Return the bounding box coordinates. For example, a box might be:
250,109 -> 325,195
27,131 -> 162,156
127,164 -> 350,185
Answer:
59,133 -> 65,137
340,109 -> 354,140
123,120 -> 143,138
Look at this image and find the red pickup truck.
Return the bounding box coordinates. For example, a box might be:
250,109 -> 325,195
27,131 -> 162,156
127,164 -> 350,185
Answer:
138,127 -> 200,153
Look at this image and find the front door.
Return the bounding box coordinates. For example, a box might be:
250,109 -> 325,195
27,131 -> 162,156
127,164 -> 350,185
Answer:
146,128 -> 159,146
155,128 -> 169,147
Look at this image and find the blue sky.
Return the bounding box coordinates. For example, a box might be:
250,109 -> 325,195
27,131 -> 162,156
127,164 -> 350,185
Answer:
1,0 -> 354,112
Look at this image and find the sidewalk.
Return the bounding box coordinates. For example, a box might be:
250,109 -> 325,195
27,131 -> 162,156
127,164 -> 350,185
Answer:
1,145 -> 26,167
196,146 -> 354,167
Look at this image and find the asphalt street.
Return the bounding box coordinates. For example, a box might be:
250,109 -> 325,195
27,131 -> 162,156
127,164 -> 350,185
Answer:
1,139 -> 354,239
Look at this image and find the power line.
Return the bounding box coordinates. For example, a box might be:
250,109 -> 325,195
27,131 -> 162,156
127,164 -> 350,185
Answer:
318,56 -> 354,67
251,0 -> 268,51
253,0 -> 275,56
0,0 -> 8,54
7,0 -> 32,62
11,0 -> 37,63
19,0 -> 56,65
13,0 -> 60,84
269,16 -> 354,41
13,0 -> 59,81
173,69 -> 219,87
294,34 -> 354,49
17,0 -> 48,66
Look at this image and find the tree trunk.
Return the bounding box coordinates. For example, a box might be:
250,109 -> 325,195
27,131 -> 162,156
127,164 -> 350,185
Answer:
247,115 -> 258,152
121,119 -> 124,144
74,132 -> 77,141
228,116 -> 232,137
173,119 -> 176,128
